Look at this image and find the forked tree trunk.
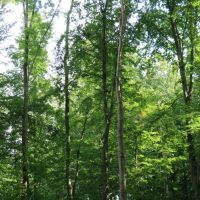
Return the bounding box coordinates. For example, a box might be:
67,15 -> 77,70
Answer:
115,0 -> 126,199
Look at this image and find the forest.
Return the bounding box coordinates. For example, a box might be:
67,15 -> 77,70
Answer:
0,0 -> 200,199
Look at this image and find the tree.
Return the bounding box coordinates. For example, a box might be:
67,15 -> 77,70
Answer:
63,0 -> 75,198
116,0 -> 126,199
100,0 -> 115,199
166,1 -> 200,198
21,1 -> 30,198
18,0 -> 52,198
134,0 -> 200,198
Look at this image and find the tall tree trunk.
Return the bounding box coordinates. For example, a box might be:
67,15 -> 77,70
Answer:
116,0 -> 126,199
166,1 -> 200,199
100,2 -> 117,199
63,1 -> 74,199
22,1 -> 29,199
100,1 -> 111,199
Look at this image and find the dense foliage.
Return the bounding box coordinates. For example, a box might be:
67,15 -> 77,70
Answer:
0,0 -> 200,199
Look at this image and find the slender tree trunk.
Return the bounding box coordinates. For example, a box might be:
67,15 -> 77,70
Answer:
166,1 -> 200,199
22,1 -> 29,199
100,2 -> 110,199
72,117 -> 87,199
116,0 -> 126,199
63,1 -> 74,199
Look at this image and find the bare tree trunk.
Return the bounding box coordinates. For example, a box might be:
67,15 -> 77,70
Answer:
22,1 -> 29,199
116,0 -> 126,199
63,1 -> 74,199
166,1 -> 200,199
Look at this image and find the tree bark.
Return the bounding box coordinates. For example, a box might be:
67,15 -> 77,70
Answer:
63,1 -> 74,199
116,0 -> 126,199
22,1 -> 29,199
